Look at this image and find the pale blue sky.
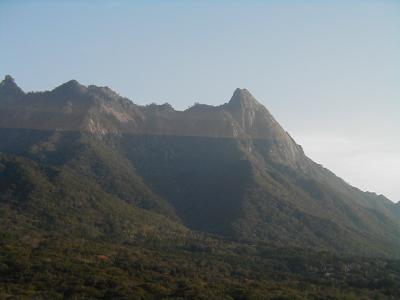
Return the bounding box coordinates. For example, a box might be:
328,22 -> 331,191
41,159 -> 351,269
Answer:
1,0 -> 399,201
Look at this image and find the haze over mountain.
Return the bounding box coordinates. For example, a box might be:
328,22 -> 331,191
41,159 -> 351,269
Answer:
2,1 -> 399,297
3,0 -> 400,204
1,75 -> 399,259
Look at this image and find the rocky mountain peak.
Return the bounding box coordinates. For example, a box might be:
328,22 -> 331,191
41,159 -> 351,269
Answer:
2,75 -> 15,83
224,88 -> 268,126
0,75 -> 24,98
52,79 -> 88,95
223,88 -> 273,132
228,88 -> 260,108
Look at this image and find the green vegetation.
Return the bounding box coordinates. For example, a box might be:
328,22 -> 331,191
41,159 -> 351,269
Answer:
1,231 -> 400,299
0,130 -> 400,299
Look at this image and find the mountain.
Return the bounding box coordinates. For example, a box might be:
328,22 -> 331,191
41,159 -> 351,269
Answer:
0,75 -> 399,259
1,75 -> 400,299
0,75 -> 24,99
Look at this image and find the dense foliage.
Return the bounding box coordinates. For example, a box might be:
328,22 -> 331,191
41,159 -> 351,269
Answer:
0,130 -> 400,299
1,231 -> 400,299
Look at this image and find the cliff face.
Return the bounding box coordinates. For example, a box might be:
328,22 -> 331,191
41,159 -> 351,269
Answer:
0,77 -> 305,166
1,76 -> 399,257
0,78 -> 297,138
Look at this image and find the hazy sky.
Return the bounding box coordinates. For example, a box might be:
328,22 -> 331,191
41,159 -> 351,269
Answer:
1,0 -> 399,202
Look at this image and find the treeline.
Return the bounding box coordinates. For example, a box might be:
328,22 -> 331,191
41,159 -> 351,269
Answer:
1,231 -> 399,299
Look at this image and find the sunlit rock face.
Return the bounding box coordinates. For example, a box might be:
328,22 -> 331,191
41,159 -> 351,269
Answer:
0,77 -> 304,165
